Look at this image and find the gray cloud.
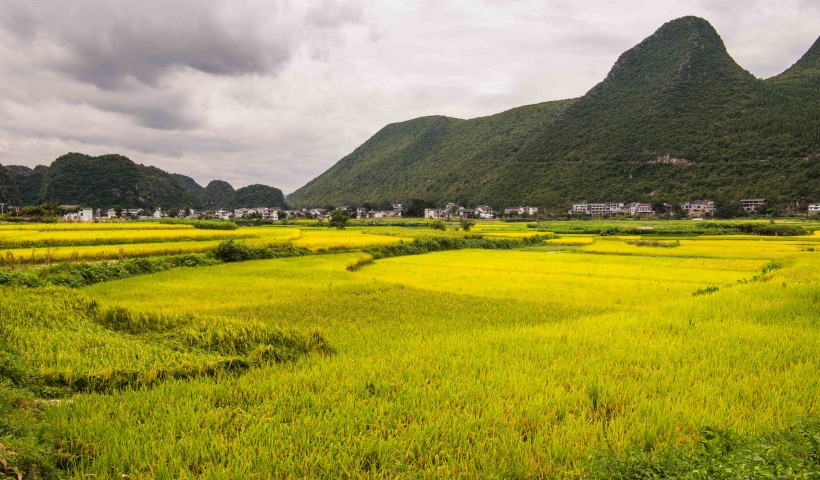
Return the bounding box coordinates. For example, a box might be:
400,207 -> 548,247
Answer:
0,0 -> 816,195
0,1 -> 348,90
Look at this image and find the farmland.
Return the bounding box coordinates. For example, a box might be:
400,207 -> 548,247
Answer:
1,219 -> 819,478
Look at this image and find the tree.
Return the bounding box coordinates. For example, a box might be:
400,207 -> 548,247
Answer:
405,198 -> 435,218
715,201 -> 745,219
459,218 -> 476,232
430,220 -> 446,231
329,209 -> 349,229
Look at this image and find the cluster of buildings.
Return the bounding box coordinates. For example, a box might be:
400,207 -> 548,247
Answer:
53,198 -> 820,223
568,198 -> 809,217
570,202 -> 655,216
355,204 -> 404,219
424,203 -> 497,220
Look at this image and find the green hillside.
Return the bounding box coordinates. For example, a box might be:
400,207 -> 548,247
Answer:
226,184 -> 286,209
36,153 -> 200,210
290,100 -> 574,207
0,165 -> 20,205
0,156 -> 288,212
288,17 -> 820,210
5,165 -> 48,205
201,180 -> 236,209
170,173 -> 205,199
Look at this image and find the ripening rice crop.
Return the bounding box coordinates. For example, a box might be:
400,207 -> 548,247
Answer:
0,227 -> 303,265
0,222 -> 193,231
0,285 -> 331,392
545,234 -> 595,245
290,228 -> 412,251
0,226 -> 256,248
579,237 -> 812,259
28,239 -> 815,478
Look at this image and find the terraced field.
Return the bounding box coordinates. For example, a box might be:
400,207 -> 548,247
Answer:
0,220 -> 818,478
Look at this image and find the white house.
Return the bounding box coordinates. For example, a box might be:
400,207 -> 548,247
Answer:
62,208 -> 94,222
424,208 -> 443,219
740,199 -> 766,212
628,203 -> 655,215
475,205 -> 495,219
608,203 -> 625,214
681,200 -> 716,216
504,206 -> 538,216
808,204 -> 820,216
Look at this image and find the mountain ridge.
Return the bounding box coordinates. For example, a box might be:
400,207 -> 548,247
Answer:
0,154 -> 286,211
288,16 -> 819,209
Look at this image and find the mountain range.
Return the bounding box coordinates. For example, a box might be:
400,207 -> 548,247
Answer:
288,16 -> 819,210
0,153 -> 285,212
0,17 -> 817,213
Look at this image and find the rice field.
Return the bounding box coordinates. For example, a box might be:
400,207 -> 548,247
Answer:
0,225 -> 409,265
1,221 -> 818,478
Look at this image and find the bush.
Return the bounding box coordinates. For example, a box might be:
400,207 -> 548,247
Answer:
430,220 -> 446,231
0,254 -> 217,289
363,234 -> 556,261
459,218 -> 476,232
212,239 -> 309,263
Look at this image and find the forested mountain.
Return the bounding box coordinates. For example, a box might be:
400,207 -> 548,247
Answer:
33,153 -> 199,210
0,155 -> 286,212
288,17 -> 820,210
170,173 -> 206,200
226,184 -> 286,210
201,180 -> 236,209
0,165 -> 19,205
5,165 -> 48,205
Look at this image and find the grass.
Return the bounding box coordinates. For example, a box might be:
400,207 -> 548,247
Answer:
0,221 -> 817,477
0,286 -> 332,393
0,226 -> 410,265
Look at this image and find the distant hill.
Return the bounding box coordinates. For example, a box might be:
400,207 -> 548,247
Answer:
0,165 -> 20,205
5,165 -> 48,206
201,180 -> 236,210
33,153 -> 200,210
288,17 -> 820,210
170,173 -> 205,199
226,184 -> 286,210
0,155 -> 286,212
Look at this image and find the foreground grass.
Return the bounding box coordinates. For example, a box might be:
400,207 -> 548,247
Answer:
24,242 -> 815,478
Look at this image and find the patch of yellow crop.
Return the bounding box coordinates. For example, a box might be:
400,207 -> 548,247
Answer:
481,231 -> 549,238
0,227 -> 255,247
0,222 -> 193,231
545,235 -> 595,245
291,228 -> 411,251
579,237 -> 808,259
56,246 -> 819,478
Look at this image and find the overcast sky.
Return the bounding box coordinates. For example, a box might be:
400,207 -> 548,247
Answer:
0,0 -> 817,193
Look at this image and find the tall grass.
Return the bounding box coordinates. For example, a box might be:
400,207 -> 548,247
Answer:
32,245 -> 815,478
1,224 -> 818,477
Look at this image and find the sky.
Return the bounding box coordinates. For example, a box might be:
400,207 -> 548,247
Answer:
0,1 -> 817,194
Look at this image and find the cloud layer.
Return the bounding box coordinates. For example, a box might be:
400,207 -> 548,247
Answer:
0,0 -> 816,194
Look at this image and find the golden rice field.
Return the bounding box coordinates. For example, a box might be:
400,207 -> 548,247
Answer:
0,225 -> 409,265
1,220 -> 818,478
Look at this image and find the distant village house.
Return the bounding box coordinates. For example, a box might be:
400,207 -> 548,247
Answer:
740,199 -> 766,213
569,202 -> 654,216
503,206 -> 538,216
681,200 -> 716,216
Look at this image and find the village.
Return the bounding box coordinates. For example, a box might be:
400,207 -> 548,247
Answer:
52,197 -> 820,223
